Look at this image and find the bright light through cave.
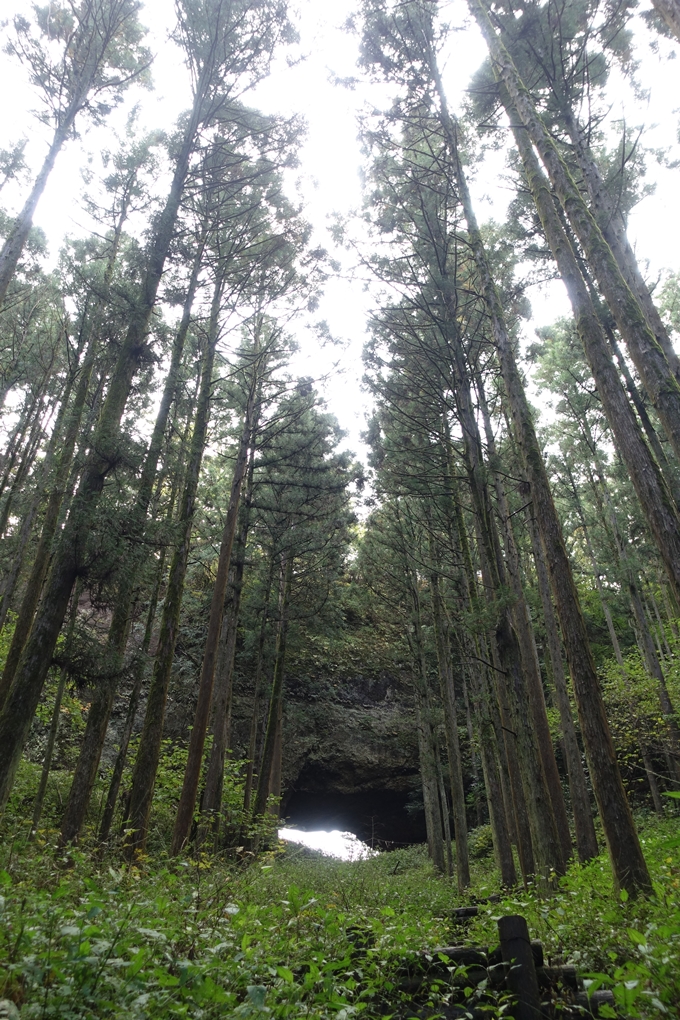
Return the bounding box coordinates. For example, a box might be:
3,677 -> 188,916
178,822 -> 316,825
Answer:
278,828 -> 378,861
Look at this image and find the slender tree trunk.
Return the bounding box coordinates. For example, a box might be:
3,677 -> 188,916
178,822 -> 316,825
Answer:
0,337 -> 97,705
476,373 -> 572,863
242,560 -> 275,819
58,244 -> 206,846
469,497 -> 534,881
0,125 -> 71,305
0,409 -> 46,538
0,400 -> 33,486
451,480 -> 519,884
466,647 -> 517,885
629,587 -> 680,784
565,466 -> 625,666
171,333 -> 263,855
641,750 -> 665,815
453,355 -> 564,884
559,103 -> 680,382
269,694 -> 284,810
524,505 -> 598,861
97,543 -> 169,845
0,87 -> 205,806
0,363 -> 78,632
252,554 -> 293,822
427,32 -> 649,893
503,94 -> 680,607
436,749 -> 454,878
200,456 -> 255,842
428,553 -> 470,889
412,672 -> 446,874
123,282 -> 221,856
0,488 -> 40,632
29,583 -> 80,837
460,672 -> 482,826
471,0 -> 680,470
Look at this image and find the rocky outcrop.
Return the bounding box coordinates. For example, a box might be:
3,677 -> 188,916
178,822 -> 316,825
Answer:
231,670 -> 426,846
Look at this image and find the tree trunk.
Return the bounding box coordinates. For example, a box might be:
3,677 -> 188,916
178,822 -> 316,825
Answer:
0,335 -> 97,704
524,504 -> 599,861
451,480 -> 519,884
476,373 -> 572,863
0,406 -> 47,538
502,93 -> 680,608
123,280 -> 221,856
199,454 -> 255,843
97,542 -> 169,845
641,749 -> 665,815
57,241 -> 206,846
242,559 -> 275,819
560,102 -> 680,383
252,553 -> 293,822
467,647 -> 517,886
0,124 -> 71,305
652,0 -> 680,40
171,361 -> 261,855
453,352 -> 563,884
29,583 -> 80,837
428,30 -> 650,893
436,749 -> 454,878
428,553 -> 470,889
0,362 -> 77,632
471,0 -> 680,473
0,81 -> 205,809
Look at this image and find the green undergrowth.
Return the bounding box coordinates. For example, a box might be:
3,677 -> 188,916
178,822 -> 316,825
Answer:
0,814 -> 678,1018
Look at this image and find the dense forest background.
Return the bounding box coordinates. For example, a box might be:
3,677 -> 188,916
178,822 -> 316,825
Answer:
1,0 -> 680,917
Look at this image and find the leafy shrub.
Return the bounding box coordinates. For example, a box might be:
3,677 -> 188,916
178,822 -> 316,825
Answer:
467,824 -> 494,860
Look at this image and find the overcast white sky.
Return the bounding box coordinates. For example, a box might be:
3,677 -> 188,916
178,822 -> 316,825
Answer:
1,0 -> 679,458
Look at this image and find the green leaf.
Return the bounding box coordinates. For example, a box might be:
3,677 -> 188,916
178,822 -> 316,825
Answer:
276,966 -> 294,983
627,929 -> 647,947
246,985 -> 268,1008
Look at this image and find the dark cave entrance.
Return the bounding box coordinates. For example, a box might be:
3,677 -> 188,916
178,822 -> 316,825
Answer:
282,786 -> 427,849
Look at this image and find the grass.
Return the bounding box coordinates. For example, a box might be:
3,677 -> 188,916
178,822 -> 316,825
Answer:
1,807 -> 679,1018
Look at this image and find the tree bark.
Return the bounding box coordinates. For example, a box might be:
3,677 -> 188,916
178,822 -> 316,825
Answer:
471,0 -> 680,471
502,94 -> 680,608
252,553 -> 293,822
452,349 -> 564,884
123,280 -> 221,856
29,583 -> 80,837
171,329 -> 263,854
428,556 -> 470,889
652,0 -> 680,40
242,559 -> 275,819
57,240 -> 205,846
476,373 -> 573,863
0,334 -> 97,704
199,453 -> 256,843
97,541 -> 170,845
0,125 -> 71,305
0,78 -> 206,809
427,28 -> 650,894
524,504 -> 599,862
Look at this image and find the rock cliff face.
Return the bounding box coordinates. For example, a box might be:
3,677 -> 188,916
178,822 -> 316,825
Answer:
230,671 -> 426,846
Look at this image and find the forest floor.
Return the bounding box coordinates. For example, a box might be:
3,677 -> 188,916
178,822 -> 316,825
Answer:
0,797 -> 678,1019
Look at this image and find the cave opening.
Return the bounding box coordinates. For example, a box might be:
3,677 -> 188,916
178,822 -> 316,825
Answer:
282,787 -> 427,851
